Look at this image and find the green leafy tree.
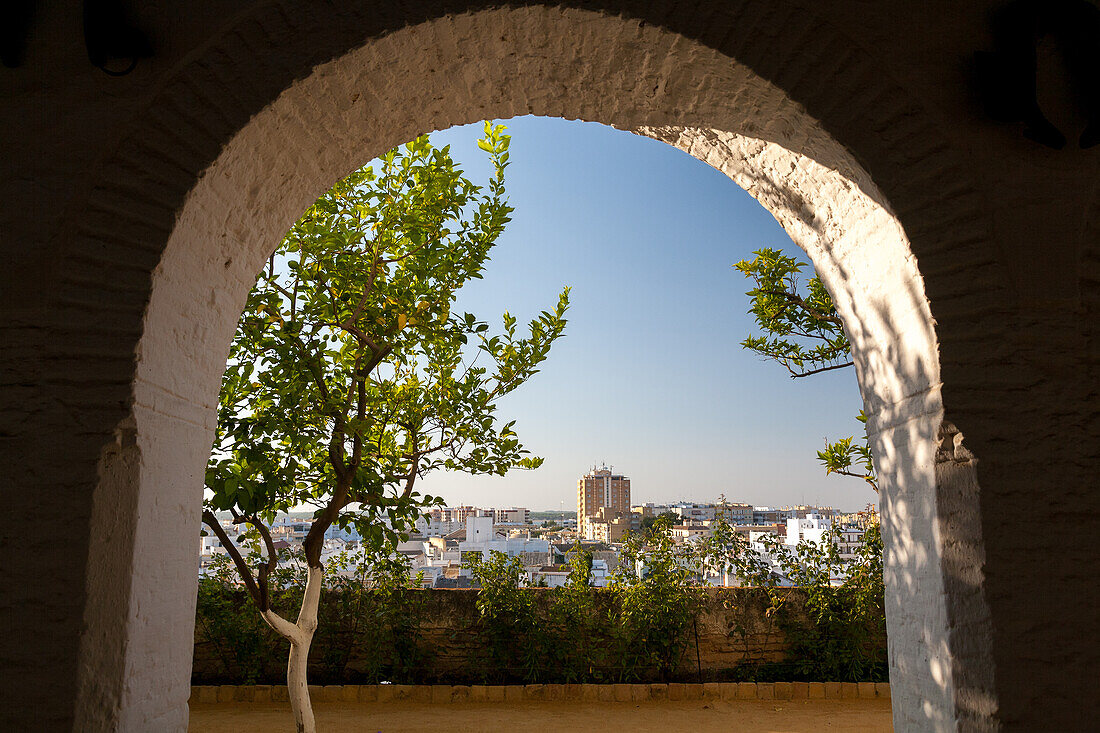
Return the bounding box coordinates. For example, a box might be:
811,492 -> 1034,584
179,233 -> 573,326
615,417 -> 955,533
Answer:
196,551 -> 287,684
815,413 -> 876,491
202,123 -> 569,732
734,248 -> 877,492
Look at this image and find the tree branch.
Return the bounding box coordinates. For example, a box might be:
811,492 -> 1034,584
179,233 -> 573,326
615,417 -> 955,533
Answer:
326,427 -> 349,486
400,455 -> 420,500
274,328 -> 355,483
350,355 -> 368,470
242,515 -> 280,611
326,318 -> 387,355
829,469 -> 880,493
302,479 -> 351,568
377,237 -> 434,266
203,509 -> 265,610
789,361 -> 854,378
756,288 -> 845,328
259,606 -> 304,645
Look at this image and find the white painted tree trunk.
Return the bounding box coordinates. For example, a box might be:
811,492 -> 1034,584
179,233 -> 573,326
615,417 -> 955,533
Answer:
261,564 -> 324,733
285,636 -> 315,733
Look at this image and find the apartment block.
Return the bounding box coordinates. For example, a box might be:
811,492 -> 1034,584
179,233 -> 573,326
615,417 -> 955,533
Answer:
581,506 -> 637,543
493,507 -> 531,525
577,464 -> 631,519
715,502 -> 753,525
431,505 -> 489,524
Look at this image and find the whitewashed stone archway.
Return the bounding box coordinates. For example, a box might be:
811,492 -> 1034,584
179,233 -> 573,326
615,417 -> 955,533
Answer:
80,7 -> 993,731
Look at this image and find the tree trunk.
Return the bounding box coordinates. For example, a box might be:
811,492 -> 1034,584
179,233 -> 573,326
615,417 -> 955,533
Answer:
285,636 -> 315,733
261,564 -> 323,733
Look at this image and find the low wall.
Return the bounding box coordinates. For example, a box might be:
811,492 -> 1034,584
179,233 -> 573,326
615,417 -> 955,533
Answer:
190,681 -> 893,704
193,587 -> 886,685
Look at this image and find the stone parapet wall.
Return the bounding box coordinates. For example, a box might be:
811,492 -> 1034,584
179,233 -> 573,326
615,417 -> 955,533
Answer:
193,587 -> 885,685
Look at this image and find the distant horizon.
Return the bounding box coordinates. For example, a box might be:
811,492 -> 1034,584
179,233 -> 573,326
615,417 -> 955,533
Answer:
267,491 -> 873,517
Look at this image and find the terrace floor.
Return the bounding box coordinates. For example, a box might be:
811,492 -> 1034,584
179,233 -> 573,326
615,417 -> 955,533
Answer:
189,699 -> 894,732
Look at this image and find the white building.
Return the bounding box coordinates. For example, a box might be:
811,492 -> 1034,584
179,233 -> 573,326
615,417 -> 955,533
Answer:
199,519 -> 248,571
785,514 -> 832,547
199,533 -> 229,567
271,517 -> 311,541
435,505 -> 489,524
834,525 -> 866,562
324,524 -> 361,542
458,516 -> 550,567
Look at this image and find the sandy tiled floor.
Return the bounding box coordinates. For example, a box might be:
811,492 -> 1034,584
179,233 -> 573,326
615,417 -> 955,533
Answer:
190,699 -> 893,732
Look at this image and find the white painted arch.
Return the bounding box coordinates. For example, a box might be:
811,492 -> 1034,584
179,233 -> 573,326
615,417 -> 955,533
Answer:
90,6 -> 991,731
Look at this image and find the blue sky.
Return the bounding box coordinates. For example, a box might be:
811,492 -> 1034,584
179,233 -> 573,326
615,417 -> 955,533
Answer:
401,117 -> 872,512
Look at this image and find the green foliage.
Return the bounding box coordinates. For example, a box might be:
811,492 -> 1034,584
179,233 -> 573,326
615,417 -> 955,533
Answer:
734,248 -> 850,378
698,509 -> 887,681
699,514 -> 772,587
784,526 -> 886,681
724,524 -> 887,682
458,526 -> 710,684
465,550 -> 540,682
816,412 -> 877,491
640,510 -> 677,534
320,551 -> 430,683
196,554 -> 285,683
544,544 -> 616,682
612,516 -> 706,680
734,248 -> 877,492
205,121 -> 570,558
